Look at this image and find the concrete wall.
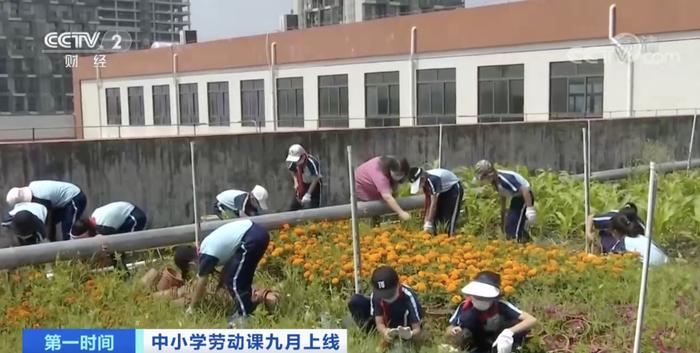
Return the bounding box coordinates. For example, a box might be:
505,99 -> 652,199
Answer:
0,116 -> 697,230
0,115 -> 75,141
79,31 -> 700,139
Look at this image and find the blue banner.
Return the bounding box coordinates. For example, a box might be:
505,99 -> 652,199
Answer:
23,329 -> 348,353
23,329 -> 135,353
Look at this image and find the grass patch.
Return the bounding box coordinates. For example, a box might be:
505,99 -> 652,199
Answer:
1,223 -> 699,353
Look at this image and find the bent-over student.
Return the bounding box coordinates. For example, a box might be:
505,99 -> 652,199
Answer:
408,167 -> 464,236
604,213 -> 668,266
2,202 -> 49,246
354,155 -> 412,222
214,186 -> 269,219
474,160 -> 535,243
586,202 -> 644,254
179,219 -> 270,328
6,180 -> 87,242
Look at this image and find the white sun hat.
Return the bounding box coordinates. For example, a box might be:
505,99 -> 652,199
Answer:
285,144 -> 306,163
251,185 -> 269,210
408,167 -> 424,194
6,187 -> 32,206
460,271 -> 501,298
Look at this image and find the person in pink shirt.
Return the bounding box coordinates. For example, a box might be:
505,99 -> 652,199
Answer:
354,156 -> 411,221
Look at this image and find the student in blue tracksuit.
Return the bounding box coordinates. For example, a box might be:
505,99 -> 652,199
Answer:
6,180 -> 87,242
70,201 -> 147,238
286,144 -> 323,211
347,266 -> 424,348
606,214 -> 669,266
213,185 -> 269,220
586,202 -> 645,254
408,167 -> 464,236
474,160 -> 535,243
446,271 -> 537,353
1,202 -> 49,246
176,219 -> 270,328
69,201 -> 147,273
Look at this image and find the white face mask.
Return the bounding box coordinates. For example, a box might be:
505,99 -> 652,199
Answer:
390,171 -> 404,182
471,298 -> 493,311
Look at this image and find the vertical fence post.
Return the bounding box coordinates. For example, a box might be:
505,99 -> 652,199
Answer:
632,162 -> 658,353
582,128 -> 591,253
190,141 -> 201,249
587,120 -> 591,175
438,124 -> 443,168
688,114 -> 697,170
32,128 -> 36,141
347,145 -> 362,294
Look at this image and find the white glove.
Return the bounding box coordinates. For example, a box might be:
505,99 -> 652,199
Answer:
301,193 -> 312,206
385,328 -> 399,341
423,221 -> 434,233
447,326 -> 462,337
525,207 -> 536,225
492,329 -> 514,353
398,326 -> 413,340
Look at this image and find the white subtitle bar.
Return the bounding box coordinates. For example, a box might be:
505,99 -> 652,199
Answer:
139,329 -> 348,353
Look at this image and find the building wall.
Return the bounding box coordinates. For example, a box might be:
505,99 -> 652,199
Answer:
1,115 -> 697,229
79,33 -> 700,139
0,115 -> 75,141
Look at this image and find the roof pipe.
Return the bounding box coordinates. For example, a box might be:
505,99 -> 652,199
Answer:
410,26 -> 417,125
271,41 -> 278,132
410,26 -> 417,56
95,62 -> 103,139
572,159 -> 700,181
609,4 -> 634,117
608,5 -> 619,47
172,52 -> 180,129
0,196 -> 424,270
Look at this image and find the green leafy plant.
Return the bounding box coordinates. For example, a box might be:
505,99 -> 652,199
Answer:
453,167 -> 700,258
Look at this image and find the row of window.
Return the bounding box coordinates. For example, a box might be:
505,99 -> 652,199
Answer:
3,2 -> 92,21
103,60 -> 604,127
0,95 -> 73,113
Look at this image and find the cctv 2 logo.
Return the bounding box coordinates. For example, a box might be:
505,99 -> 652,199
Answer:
43,30 -> 132,52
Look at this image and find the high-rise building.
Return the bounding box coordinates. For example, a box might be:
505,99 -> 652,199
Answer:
97,0 -> 191,49
0,0 -> 191,140
0,0 -> 100,117
293,0 -> 464,29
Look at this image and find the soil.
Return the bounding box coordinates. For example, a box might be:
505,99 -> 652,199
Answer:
542,333 -> 570,351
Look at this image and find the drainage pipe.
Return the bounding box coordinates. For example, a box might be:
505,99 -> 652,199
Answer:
572,159 -> 700,181
0,196 -> 424,270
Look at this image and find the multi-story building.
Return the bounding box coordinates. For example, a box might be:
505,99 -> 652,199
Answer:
71,0 -> 700,140
294,0 -> 464,28
97,0 -> 191,50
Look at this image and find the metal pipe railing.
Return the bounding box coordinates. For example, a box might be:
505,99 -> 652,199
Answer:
0,196 -> 424,270
572,159 -> 700,181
